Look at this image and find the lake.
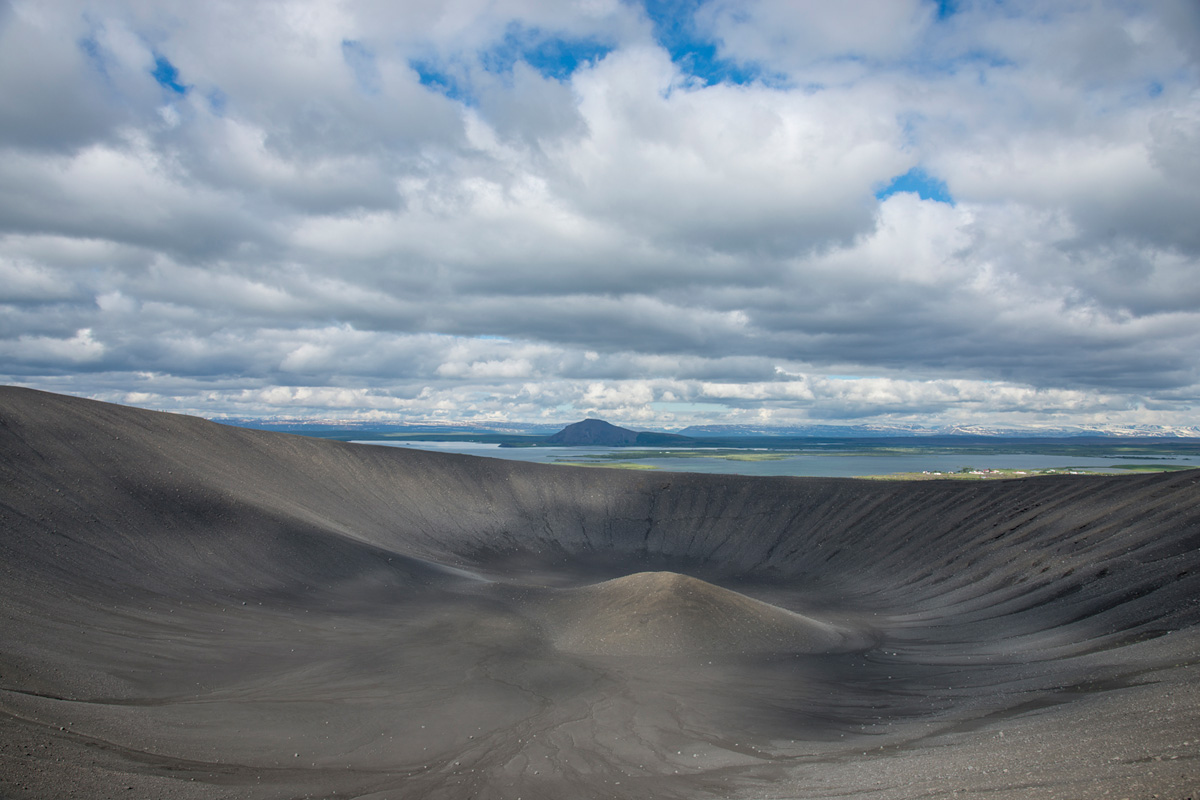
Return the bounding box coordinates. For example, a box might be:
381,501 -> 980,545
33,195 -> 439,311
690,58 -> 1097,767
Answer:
352,440 -> 1200,478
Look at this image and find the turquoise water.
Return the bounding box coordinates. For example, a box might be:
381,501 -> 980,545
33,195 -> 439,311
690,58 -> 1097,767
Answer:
353,441 -> 1200,478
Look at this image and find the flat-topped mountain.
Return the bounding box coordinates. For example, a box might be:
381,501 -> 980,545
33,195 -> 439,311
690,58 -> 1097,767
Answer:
545,418 -> 692,446
547,418 -> 638,445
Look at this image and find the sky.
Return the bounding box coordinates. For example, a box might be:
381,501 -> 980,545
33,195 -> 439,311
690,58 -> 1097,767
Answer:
1,0 -> 1199,431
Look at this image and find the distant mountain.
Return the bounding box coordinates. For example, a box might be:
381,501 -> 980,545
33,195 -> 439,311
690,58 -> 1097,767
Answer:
547,419 -> 638,445
546,419 -> 693,446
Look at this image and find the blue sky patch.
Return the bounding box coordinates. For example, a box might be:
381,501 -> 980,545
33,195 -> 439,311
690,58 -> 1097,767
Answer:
934,0 -> 958,20
414,26 -> 611,104
411,59 -> 475,105
876,167 -> 955,204
641,0 -> 776,87
151,54 -> 188,95
481,25 -> 612,81
668,39 -> 762,86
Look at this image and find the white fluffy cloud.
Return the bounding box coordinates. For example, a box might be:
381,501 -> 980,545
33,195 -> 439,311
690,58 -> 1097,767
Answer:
1,0 -> 1198,429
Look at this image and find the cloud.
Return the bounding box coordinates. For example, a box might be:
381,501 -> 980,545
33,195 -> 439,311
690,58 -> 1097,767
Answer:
1,0 -> 1198,429
1,328 -> 105,366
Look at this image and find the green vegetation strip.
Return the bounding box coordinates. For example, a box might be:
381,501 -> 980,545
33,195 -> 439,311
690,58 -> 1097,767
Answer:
569,450 -> 792,462
553,461 -> 659,470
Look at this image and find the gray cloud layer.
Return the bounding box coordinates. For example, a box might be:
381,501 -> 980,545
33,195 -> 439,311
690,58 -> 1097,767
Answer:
1,0 -> 1198,429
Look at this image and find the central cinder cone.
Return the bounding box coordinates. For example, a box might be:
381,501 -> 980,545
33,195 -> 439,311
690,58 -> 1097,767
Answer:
535,571 -> 865,657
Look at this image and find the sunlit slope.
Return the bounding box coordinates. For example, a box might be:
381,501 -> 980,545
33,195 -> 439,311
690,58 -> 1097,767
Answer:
528,571 -> 869,656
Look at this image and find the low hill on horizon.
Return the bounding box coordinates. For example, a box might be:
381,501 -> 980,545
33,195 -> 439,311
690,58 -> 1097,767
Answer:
545,417 -> 694,446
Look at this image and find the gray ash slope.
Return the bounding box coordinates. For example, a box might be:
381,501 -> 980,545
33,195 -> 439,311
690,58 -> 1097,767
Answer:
2,385 -> 1199,800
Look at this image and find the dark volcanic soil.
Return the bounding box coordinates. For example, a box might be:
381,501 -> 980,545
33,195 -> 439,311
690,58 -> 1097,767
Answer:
2,386 -> 1199,799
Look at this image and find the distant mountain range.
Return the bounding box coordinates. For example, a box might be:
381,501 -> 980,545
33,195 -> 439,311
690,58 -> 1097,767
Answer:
676,423 -> 1200,439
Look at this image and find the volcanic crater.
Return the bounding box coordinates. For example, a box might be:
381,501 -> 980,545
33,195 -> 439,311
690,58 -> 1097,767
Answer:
2,386 -> 1199,800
